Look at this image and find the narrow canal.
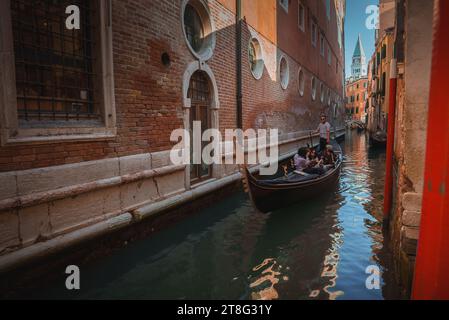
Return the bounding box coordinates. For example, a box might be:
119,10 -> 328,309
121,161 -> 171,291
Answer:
22,131 -> 401,300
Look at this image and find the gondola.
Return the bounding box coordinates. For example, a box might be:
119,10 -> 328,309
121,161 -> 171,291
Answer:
241,141 -> 343,213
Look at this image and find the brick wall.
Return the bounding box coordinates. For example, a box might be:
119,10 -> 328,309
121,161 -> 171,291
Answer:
0,0 -> 345,172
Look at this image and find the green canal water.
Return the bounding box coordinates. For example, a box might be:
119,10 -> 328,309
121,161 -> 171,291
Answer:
21,131 -> 401,300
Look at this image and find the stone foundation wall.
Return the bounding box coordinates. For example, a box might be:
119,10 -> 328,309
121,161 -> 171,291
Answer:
388,0 -> 434,297
0,129 -> 345,271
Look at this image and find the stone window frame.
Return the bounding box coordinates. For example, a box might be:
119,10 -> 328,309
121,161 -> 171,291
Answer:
320,83 -> 325,104
248,35 -> 264,80
326,0 -> 331,21
181,0 -> 216,62
279,55 -> 290,90
311,76 -> 317,101
298,1 -> 305,32
279,0 -> 289,13
298,67 -> 305,97
0,0 -> 116,146
311,20 -> 317,47
182,60 -> 220,189
320,33 -> 325,57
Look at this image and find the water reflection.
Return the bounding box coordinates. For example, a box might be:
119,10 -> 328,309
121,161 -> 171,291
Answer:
16,131 -> 400,300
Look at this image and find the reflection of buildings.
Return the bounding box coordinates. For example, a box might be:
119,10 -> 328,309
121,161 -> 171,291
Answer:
0,1 -> 346,270
345,35 -> 368,122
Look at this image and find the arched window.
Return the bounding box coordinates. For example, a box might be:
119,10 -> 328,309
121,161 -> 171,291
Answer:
311,77 -> 317,100
279,56 -> 289,89
298,68 -> 305,96
320,83 -> 325,103
248,37 -> 264,80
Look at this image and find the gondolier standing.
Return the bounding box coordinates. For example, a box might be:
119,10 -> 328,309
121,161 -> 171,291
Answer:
316,115 -> 331,153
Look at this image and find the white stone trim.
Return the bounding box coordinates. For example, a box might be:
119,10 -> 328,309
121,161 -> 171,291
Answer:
0,0 -> 117,146
181,0 -> 216,62
311,76 -> 317,100
182,61 -> 220,110
182,61 -> 221,186
279,0 -> 289,13
298,1 -> 305,32
248,33 -> 264,80
298,67 -> 305,96
279,55 -> 289,90
320,82 -> 325,103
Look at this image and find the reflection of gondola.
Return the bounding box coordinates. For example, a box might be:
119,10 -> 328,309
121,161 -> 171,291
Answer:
242,142 -> 343,213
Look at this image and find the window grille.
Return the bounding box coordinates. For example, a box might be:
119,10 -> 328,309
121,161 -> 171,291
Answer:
11,0 -> 99,122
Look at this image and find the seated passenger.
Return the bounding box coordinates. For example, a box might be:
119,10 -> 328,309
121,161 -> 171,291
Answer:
294,147 -> 310,171
294,147 -> 325,175
307,148 -> 319,166
322,145 -> 336,170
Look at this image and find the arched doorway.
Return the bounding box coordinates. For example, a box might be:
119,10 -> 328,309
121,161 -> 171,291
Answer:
188,70 -> 211,183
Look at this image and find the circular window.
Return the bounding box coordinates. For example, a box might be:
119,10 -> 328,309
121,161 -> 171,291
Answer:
320,83 -> 325,103
248,38 -> 264,80
311,77 -> 317,100
182,0 -> 215,61
279,56 -> 289,89
298,68 -> 305,96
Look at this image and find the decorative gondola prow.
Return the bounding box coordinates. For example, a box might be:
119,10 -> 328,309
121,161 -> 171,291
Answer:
282,164 -> 288,177
239,164 -> 258,211
239,165 -> 250,194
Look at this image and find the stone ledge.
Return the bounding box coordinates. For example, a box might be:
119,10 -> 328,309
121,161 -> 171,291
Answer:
401,226 -> 420,256
0,164 -> 186,212
402,210 -> 421,227
402,192 -> 422,212
0,171 -> 242,273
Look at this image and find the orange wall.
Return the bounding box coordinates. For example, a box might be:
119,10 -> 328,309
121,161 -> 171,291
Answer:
218,0 -> 277,44
217,0 -> 344,94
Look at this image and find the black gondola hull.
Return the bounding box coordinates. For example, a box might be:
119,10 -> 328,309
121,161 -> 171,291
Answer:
243,142 -> 343,213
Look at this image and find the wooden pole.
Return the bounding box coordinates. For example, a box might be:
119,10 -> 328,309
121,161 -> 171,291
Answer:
412,0 -> 449,300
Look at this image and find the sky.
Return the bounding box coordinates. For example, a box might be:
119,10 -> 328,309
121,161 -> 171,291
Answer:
344,0 -> 378,78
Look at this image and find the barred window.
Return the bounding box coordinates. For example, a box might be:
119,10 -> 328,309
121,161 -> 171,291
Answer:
11,0 -> 99,123
184,4 -> 204,54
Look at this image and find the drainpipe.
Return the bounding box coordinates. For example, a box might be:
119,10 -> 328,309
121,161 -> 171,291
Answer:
412,0 -> 449,299
236,0 -> 243,129
382,57 -> 397,223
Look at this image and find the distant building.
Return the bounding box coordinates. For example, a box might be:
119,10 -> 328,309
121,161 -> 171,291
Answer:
345,77 -> 368,122
345,35 -> 368,122
350,34 -> 368,79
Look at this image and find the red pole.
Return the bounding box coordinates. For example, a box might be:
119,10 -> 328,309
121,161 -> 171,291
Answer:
412,0 -> 449,300
383,59 -> 397,222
